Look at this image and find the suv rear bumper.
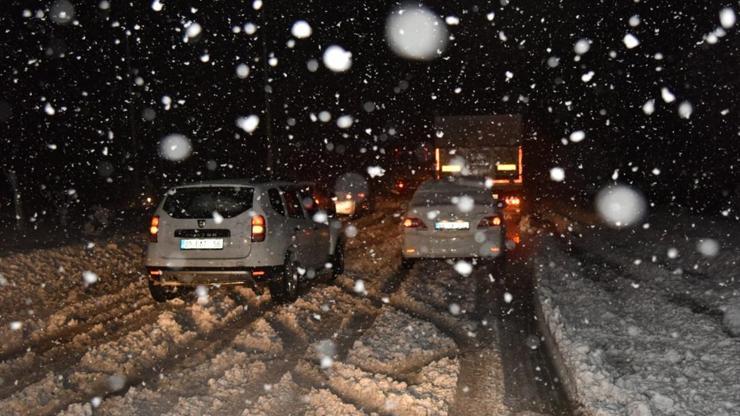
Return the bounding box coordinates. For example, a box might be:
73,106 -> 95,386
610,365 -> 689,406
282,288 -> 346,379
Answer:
147,266 -> 280,287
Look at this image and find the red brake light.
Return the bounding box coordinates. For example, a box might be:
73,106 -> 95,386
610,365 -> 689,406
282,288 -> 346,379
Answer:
251,215 -> 266,242
149,216 -> 159,242
403,217 -> 426,229
478,215 -> 502,228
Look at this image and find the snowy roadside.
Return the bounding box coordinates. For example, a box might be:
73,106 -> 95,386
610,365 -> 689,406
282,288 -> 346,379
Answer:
533,207 -> 740,415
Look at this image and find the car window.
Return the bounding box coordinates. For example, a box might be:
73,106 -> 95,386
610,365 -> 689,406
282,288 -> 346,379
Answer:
268,188 -> 285,216
281,188 -> 306,219
163,187 -> 253,219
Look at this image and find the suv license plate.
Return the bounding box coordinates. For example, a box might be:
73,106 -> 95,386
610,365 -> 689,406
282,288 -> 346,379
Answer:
180,239 -> 224,250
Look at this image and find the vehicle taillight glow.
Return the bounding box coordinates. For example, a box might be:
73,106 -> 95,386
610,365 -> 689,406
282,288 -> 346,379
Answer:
478,215 -> 502,228
403,217 -> 426,229
149,216 -> 159,242
251,215 -> 266,242
504,196 -> 521,206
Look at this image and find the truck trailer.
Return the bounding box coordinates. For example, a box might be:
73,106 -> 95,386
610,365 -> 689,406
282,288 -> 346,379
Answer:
433,114 -> 525,228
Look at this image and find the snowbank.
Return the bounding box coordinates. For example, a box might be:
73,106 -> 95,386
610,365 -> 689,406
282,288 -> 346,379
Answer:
535,233 -> 740,415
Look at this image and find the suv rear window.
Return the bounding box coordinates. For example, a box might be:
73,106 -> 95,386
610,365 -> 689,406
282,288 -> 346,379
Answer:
163,186 -> 254,219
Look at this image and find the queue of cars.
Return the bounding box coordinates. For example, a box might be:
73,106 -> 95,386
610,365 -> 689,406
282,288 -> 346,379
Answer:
144,176 -> 506,302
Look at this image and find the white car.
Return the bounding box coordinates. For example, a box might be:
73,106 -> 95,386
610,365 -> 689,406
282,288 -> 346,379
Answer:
145,179 -> 344,302
401,179 -> 504,268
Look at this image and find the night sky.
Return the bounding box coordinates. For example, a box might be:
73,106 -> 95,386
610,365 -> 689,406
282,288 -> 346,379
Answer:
0,0 -> 738,225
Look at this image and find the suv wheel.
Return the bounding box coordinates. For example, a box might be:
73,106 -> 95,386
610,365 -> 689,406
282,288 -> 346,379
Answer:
148,279 -> 179,303
330,239 -> 345,280
271,254 -> 299,303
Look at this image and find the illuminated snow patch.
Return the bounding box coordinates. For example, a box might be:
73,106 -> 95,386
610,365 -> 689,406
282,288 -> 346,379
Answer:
678,101 -> 693,119
574,38 -> 591,55
159,134 -> 192,161
448,303 -> 461,315
236,63 -> 250,79
291,20 -> 312,38
549,167 -> 565,182
595,185 -> 647,228
336,115 -> 354,129
696,239 -> 720,257
212,211 -> 223,224
344,224 -> 358,238
353,279 -> 366,295
581,71 -> 595,82
623,33 -> 640,49
196,285 -> 209,305
642,99 -> 655,115
386,5 -> 447,61
236,115 -> 260,133
367,166 -> 386,178
453,260 -> 473,277
569,130 -> 585,143
82,270 -> 99,286
454,195 -> 474,213
322,45 -> 352,72
720,8 -> 736,29
661,87 -> 676,103
185,22 -> 202,41
50,0 -> 75,25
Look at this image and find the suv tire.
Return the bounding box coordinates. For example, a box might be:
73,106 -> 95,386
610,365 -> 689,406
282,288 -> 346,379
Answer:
271,254 -> 299,303
330,239 -> 345,280
148,279 -> 179,303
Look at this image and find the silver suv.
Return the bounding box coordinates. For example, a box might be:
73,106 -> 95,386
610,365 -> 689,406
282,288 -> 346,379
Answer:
145,179 -> 344,302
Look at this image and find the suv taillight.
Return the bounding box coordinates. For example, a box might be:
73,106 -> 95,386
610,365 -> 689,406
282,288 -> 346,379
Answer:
149,216 -> 159,242
478,215 -> 502,228
403,217 -> 426,229
251,215 -> 266,242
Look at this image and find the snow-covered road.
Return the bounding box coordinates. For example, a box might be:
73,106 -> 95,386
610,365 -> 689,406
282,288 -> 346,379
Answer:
0,201 -> 571,416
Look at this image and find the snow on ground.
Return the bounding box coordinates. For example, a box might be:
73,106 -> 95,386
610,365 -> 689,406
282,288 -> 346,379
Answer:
347,307 -> 456,375
534,205 -> 740,415
400,259 -> 478,316
0,237 -> 147,355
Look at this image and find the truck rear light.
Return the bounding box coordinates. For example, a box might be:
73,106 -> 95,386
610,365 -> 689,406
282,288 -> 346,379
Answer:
504,196 -> 521,206
403,217 -> 426,229
478,215 -> 502,228
251,215 -> 266,242
149,216 -> 159,242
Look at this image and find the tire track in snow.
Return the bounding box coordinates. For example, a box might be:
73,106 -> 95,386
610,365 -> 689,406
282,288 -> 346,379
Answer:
0,300 -> 173,400
1,292 -> 252,415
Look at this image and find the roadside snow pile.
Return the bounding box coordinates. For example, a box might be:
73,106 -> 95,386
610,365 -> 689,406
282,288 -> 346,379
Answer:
348,307 -> 455,374
535,236 -> 740,416
545,203 -> 740,337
